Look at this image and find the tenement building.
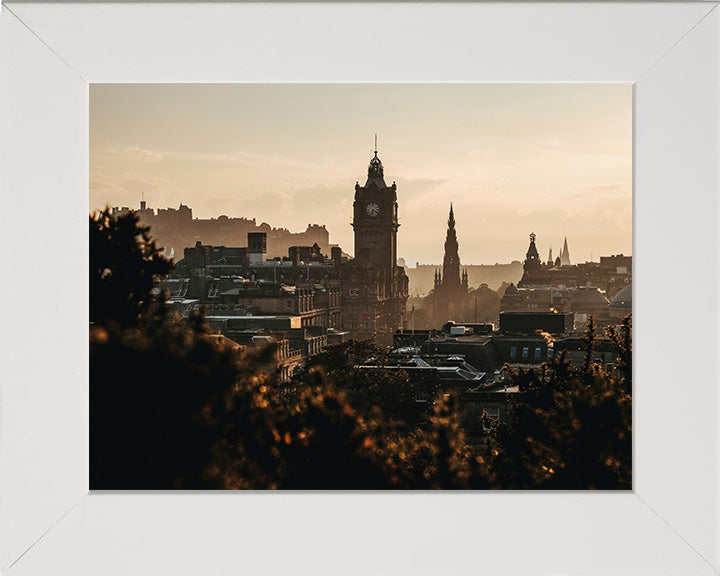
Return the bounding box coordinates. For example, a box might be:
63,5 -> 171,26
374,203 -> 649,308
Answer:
340,149 -> 409,345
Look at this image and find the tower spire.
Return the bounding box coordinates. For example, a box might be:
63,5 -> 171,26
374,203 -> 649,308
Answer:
524,232 -> 540,269
442,203 -> 461,289
561,236 -> 571,265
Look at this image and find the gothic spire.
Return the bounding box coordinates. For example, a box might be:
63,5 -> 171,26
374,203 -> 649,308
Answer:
561,236 -> 571,265
442,204 -> 461,289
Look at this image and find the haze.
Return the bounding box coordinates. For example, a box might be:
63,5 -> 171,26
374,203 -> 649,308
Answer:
90,83 -> 632,265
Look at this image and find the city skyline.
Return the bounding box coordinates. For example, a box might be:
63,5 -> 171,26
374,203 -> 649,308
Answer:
90,83 -> 632,265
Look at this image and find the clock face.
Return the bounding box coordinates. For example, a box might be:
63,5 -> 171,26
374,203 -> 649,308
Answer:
366,202 -> 380,217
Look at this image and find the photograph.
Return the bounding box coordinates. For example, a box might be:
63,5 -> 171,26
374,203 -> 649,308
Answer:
89,83 -> 632,490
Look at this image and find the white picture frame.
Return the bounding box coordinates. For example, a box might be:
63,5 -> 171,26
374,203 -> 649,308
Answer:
1,2 -> 718,574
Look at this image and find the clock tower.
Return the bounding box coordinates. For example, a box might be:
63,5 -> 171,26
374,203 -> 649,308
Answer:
352,148 -> 399,298
341,146 -> 409,345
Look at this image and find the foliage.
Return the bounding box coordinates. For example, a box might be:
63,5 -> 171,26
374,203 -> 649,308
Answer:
90,309 -> 238,489
90,207 -> 173,327
208,365 -> 398,489
483,316 -> 632,490
291,339 -> 438,429
605,315 -> 632,393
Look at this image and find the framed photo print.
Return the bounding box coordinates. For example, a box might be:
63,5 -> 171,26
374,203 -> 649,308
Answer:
1,2 -> 718,575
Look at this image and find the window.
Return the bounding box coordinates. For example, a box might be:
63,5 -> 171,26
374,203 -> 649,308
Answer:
510,346 -> 517,359
547,347 -> 554,358
534,347 -> 542,359
522,347 -> 529,359
286,300 -> 292,309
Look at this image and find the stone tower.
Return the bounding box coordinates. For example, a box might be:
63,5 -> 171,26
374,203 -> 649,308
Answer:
341,145 -> 408,344
352,148 -> 399,298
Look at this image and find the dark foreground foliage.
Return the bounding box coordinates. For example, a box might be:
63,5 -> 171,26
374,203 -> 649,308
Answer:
90,210 -> 631,490
485,326 -> 632,489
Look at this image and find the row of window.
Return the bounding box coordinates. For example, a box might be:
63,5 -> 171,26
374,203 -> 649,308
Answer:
509,346 -> 554,360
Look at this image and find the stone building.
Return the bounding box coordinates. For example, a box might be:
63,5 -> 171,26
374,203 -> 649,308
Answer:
517,232 -> 631,297
509,232 -> 630,327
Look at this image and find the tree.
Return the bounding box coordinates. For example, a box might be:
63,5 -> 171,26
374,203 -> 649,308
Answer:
90,207 -> 173,327
89,208 -> 228,488
484,315 -> 632,489
605,315 -> 632,394
90,312 -> 241,489
292,339 -> 438,429
89,210 -> 401,489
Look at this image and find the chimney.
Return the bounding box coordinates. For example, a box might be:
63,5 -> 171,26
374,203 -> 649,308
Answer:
331,246 -> 342,268
248,232 -> 267,264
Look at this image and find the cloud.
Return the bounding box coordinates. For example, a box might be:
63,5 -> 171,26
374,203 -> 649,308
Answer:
126,147 -> 164,162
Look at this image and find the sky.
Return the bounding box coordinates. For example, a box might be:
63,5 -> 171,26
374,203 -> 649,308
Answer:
90,84 -> 632,266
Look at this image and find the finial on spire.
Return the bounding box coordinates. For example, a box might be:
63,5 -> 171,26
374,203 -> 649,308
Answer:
530,232 -> 536,243
374,133 -> 377,156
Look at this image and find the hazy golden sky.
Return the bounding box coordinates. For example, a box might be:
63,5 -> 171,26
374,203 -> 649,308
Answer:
90,84 -> 631,265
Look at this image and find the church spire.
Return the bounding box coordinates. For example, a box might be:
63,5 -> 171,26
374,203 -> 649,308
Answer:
560,236 -> 571,265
